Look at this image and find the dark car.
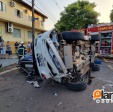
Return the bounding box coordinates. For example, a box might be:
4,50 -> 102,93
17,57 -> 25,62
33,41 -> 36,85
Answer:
19,53 -> 34,76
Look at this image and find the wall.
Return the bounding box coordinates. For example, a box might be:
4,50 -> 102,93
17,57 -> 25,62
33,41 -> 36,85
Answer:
0,21 -> 41,53
0,0 -> 45,30
0,0 -> 46,53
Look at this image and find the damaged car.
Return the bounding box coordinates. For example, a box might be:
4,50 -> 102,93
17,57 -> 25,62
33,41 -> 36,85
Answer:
19,29 -> 100,91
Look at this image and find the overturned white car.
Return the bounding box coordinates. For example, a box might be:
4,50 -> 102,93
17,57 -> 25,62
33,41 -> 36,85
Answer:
33,29 -> 100,91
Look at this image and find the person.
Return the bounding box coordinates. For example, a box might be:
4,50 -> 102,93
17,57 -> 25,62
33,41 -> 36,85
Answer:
0,63 -> 2,68
0,40 -> 6,59
6,41 -> 12,59
14,42 -> 19,55
0,38 -> 2,58
0,62 -> 2,71
27,41 -> 31,53
18,42 -> 27,60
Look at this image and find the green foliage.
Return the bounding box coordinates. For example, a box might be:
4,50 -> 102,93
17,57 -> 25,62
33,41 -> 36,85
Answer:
55,0 -> 99,31
110,9 -> 113,22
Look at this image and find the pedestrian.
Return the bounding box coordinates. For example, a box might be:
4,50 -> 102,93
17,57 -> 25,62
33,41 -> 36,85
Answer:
0,39 -> 6,59
14,42 -> 19,55
0,37 -> 2,58
0,63 -> 2,68
6,41 -> 12,59
18,42 -> 27,60
27,41 -> 31,53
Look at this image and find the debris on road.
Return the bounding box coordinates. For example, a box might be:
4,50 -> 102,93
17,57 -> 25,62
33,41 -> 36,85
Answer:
102,84 -> 113,89
16,88 -> 19,94
58,102 -> 62,106
27,81 -> 40,88
54,92 -> 58,96
33,81 -> 40,88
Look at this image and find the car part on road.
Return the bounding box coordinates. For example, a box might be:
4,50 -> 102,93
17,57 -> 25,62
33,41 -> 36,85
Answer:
92,65 -> 100,71
94,59 -> 101,64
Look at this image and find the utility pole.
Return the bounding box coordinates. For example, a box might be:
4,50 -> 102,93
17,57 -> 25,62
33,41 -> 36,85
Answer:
32,0 -> 35,42
32,0 -> 35,67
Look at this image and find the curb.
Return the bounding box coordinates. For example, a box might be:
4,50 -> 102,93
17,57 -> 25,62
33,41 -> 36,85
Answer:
102,58 -> 113,64
0,63 -> 17,70
96,56 -> 113,59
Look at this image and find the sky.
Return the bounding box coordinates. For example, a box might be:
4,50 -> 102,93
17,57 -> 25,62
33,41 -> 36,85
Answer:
26,0 -> 113,30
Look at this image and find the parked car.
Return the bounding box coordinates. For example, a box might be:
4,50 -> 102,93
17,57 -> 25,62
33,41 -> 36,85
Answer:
19,53 -> 34,76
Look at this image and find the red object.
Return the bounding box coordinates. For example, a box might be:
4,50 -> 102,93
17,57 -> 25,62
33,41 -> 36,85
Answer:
71,23 -> 113,54
102,41 -> 105,46
41,74 -> 46,79
86,24 -> 113,54
88,25 -> 113,32
71,30 -> 79,32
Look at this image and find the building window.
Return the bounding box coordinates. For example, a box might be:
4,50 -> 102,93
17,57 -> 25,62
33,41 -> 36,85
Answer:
13,28 -> 21,38
28,31 -> 32,38
40,21 -> 43,26
28,15 -> 32,21
0,1 -> 6,12
15,9 -> 23,18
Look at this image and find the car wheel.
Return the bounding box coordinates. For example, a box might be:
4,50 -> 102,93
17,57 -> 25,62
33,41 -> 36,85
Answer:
92,64 -> 100,71
61,31 -> 84,42
65,77 -> 87,91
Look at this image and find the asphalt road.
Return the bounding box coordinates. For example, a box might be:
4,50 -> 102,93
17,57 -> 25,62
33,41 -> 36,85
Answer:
0,60 -> 113,112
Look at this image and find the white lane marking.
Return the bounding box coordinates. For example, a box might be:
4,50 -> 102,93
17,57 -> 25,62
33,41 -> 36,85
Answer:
108,65 -> 113,70
0,68 -> 19,76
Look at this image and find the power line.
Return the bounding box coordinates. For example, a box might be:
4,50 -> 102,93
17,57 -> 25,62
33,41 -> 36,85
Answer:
38,0 -> 58,20
52,0 -> 62,11
34,4 -> 57,23
26,0 -> 57,23
35,1 -> 58,22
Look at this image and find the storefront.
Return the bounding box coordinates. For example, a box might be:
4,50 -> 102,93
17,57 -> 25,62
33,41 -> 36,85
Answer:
87,23 -> 113,55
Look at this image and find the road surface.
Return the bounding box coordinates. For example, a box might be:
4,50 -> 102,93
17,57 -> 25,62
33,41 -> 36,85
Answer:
0,60 -> 113,112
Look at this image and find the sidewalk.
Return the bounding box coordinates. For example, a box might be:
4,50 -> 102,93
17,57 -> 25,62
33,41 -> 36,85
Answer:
0,54 -> 18,68
96,53 -> 113,59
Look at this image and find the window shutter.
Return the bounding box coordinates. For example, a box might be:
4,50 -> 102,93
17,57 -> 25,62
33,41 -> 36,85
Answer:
20,11 -> 23,18
40,20 -> 41,26
15,9 -> 17,16
3,3 -> 6,12
28,15 -> 29,20
0,2 -> 2,11
13,28 -> 21,38
28,31 -> 32,38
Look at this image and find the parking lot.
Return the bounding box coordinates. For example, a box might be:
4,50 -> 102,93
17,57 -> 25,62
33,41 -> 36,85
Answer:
0,59 -> 113,112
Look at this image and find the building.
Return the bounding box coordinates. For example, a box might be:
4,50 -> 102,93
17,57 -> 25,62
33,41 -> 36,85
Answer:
0,0 -> 47,53
87,23 -> 113,55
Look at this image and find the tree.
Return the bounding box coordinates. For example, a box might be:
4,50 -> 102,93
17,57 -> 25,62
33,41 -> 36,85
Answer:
55,0 -> 100,31
110,9 -> 113,22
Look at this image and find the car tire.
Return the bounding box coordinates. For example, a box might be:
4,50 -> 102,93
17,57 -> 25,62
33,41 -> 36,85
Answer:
61,31 -> 84,41
92,65 -> 100,71
91,35 -> 100,41
65,77 -> 87,91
